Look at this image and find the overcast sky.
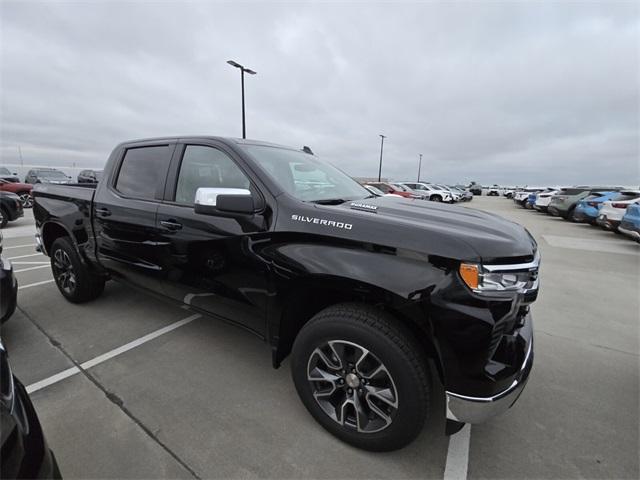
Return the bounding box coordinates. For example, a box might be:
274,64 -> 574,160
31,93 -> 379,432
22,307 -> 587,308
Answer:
1,0 -> 638,185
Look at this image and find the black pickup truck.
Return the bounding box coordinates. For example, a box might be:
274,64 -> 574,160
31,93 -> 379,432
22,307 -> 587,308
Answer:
33,136 -> 538,451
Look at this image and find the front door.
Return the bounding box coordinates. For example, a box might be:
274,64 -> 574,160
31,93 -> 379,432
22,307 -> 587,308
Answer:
156,143 -> 270,337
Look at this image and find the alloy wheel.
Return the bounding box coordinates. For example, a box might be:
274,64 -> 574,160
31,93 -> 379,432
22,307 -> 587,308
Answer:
19,193 -> 33,208
52,249 -> 77,295
307,340 -> 398,433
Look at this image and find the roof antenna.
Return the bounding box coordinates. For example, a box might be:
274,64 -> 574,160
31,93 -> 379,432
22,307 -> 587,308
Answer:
302,146 -> 314,155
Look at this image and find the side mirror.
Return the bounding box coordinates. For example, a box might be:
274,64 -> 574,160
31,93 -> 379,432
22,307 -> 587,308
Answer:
194,187 -> 255,215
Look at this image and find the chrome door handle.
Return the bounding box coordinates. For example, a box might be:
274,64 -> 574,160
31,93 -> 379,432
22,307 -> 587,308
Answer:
160,220 -> 183,231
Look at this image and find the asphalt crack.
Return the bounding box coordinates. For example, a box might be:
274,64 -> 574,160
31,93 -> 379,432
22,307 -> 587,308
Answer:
18,305 -> 202,480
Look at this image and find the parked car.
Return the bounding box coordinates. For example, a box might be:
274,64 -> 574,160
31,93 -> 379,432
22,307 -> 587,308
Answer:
0,167 -> 20,183
397,182 -> 452,202
34,136 -> 537,451
533,189 -> 561,212
0,233 -> 17,323
503,188 -> 516,199
0,341 -> 61,478
391,183 -> 424,199
619,203 -> 640,242
0,192 -> 24,229
77,169 -> 103,183
547,186 -> 621,220
572,191 -> 620,224
468,185 -> 482,195
447,185 -> 472,202
487,185 -> 501,196
365,182 -> 416,199
596,191 -> 640,232
24,168 -> 71,184
433,184 -> 462,203
0,179 -> 33,208
513,188 -> 543,208
363,184 -> 402,198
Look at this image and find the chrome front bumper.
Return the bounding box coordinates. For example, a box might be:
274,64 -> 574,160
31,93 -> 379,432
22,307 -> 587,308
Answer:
445,337 -> 533,424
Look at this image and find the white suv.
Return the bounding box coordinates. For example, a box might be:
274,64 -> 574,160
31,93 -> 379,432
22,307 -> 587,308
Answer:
399,182 -> 452,202
534,188 -> 561,212
596,191 -> 640,231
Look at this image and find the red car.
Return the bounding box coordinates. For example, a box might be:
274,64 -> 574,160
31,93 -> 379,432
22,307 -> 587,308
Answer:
365,182 -> 419,199
0,179 -> 33,208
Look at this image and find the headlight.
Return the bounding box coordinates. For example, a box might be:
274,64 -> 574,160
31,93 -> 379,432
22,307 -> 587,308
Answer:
459,254 -> 540,295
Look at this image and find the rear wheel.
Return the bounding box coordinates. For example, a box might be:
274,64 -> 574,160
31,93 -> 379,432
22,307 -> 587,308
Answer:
291,303 -> 431,452
50,237 -> 105,303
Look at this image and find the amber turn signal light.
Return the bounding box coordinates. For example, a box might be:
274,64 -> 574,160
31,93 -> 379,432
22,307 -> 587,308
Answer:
459,263 -> 479,289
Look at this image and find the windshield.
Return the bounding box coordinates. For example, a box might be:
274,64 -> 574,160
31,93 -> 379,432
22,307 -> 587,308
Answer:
38,170 -> 67,180
242,145 -> 369,202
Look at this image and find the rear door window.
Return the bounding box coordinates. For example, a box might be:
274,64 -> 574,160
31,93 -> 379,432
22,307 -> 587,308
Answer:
115,145 -> 173,200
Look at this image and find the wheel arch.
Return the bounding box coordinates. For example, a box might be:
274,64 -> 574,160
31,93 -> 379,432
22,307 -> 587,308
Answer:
271,274 -> 445,384
41,220 -> 74,255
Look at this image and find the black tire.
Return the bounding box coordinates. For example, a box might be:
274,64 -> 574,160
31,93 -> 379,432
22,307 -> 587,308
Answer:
431,195 -> 442,202
0,208 -> 7,229
566,206 -> 577,222
291,303 -> 430,452
50,237 -> 105,303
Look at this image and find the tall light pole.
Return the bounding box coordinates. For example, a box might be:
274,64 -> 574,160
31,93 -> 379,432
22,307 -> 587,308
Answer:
377,134 -> 386,182
227,60 -> 257,139
417,153 -> 423,182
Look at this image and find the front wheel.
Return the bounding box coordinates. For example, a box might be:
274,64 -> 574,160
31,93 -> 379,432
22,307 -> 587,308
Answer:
431,195 -> 442,202
50,237 -> 105,303
0,208 -> 7,229
291,303 -> 431,452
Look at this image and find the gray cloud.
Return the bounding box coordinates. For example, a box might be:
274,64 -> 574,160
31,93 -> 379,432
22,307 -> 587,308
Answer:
1,0 -> 638,186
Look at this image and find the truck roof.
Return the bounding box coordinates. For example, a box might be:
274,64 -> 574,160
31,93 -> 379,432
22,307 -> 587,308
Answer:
118,136 -> 302,152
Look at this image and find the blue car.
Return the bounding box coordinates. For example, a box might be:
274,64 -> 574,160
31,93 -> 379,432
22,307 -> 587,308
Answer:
619,203 -> 640,242
572,191 -> 620,224
526,193 -> 537,209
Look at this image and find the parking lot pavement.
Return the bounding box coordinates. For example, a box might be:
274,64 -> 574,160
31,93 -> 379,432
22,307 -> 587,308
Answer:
2,198 -> 638,479
464,197 -> 638,479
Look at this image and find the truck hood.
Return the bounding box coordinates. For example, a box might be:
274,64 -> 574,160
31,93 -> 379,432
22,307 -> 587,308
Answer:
327,196 -> 537,262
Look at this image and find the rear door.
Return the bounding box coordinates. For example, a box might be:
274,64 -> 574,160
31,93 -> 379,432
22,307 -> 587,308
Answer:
155,141 -> 271,337
92,141 -> 175,293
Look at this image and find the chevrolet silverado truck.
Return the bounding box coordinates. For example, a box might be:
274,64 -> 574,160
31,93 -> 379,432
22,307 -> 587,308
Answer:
33,136 -> 538,451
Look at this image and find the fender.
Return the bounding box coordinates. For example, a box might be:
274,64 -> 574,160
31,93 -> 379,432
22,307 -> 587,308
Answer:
40,219 -> 102,274
260,240 -> 448,381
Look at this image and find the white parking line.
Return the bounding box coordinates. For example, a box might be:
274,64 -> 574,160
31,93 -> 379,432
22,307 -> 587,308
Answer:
444,424 -> 471,480
26,313 -> 201,394
14,265 -> 50,273
3,243 -> 36,250
18,279 -> 54,289
8,253 -> 44,260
